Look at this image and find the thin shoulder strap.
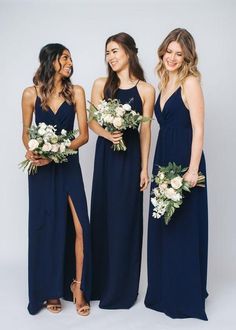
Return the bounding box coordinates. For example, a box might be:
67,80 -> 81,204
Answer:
135,79 -> 140,86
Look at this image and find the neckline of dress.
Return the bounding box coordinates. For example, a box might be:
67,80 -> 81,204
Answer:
118,85 -> 137,91
159,86 -> 181,112
36,96 -> 66,115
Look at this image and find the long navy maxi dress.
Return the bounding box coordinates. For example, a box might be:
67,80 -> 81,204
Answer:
145,87 -> 208,320
90,85 -> 143,309
28,96 -> 91,315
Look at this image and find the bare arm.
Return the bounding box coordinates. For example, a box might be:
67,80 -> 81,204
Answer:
22,87 -> 35,149
138,83 -> 155,191
88,78 -> 123,144
183,76 -> 205,187
21,87 -> 44,164
69,85 -> 89,150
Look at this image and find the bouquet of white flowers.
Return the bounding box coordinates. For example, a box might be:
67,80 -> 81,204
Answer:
89,98 -> 149,151
19,122 -> 78,174
151,162 -> 205,225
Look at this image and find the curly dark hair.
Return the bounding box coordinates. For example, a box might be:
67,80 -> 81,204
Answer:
33,43 -> 74,110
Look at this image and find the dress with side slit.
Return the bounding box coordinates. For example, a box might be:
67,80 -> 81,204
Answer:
27,94 -> 91,315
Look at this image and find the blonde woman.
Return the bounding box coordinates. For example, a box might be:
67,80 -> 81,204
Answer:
145,28 -> 208,320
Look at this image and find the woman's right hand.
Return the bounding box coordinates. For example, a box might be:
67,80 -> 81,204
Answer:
106,131 -> 123,144
25,150 -> 50,166
25,150 -> 41,163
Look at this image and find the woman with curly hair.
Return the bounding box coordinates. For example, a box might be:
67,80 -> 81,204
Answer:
22,43 -> 91,316
145,28 -> 208,320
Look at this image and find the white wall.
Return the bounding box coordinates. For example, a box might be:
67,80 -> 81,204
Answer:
0,0 -> 235,295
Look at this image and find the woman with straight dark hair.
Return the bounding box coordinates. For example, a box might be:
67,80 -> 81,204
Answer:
22,43 -> 91,316
89,32 -> 155,309
145,28 -> 208,320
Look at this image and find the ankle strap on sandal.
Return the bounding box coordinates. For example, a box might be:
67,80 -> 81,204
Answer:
72,279 -> 81,284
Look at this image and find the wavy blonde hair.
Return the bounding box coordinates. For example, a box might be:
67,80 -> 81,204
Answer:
157,28 -> 200,91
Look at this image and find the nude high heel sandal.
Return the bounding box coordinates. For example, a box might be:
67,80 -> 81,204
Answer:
70,279 -> 90,316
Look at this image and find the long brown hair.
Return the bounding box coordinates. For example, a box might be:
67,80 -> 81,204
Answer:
157,28 -> 200,90
33,43 -> 74,110
103,32 -> 145,99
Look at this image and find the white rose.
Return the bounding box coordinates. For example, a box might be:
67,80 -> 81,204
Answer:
51,144 -> 59,152
130,110 -> 136,116
61,129 -> 67,136
151,197 -> 158,207
28,139 -> 39,151
115,107 -> 125,117
153,188 -> 160,198
171,176 -> 183,189
123,104 -> 131,111
37,137 -> 43,144
171,193 -> 182,202
158,172 -> 165,180
38,122 -> 47,129
113,117 -> 124,129
165,187 -> 177,200
46,127 -> 53,133
42,143 -> 52,152
159,183 -> 168,193
104,114 -> 114,124
38,128 -> 46,136
60,143 -> 66,153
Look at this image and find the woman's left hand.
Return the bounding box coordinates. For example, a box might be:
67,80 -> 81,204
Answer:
140,170 -> 150,191
183,171 -> 198,188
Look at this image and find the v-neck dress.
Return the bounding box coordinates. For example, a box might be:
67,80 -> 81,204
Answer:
27,96 -> 91,314
145,87 -> 208,320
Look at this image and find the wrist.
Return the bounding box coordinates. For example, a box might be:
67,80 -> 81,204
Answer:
103,131 -> 112,141
188,170 -> 198,176
188,167 -> 198,175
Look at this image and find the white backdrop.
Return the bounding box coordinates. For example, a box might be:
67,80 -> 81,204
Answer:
0,0 -> 235,329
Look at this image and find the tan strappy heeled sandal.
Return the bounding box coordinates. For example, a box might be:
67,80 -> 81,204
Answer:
70,279 -> 90,316
46,299 -> 62,313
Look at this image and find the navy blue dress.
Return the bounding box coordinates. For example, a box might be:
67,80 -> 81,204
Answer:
145,87 -> 208,320
90,86 -> 143,309
27,96 -> 91,315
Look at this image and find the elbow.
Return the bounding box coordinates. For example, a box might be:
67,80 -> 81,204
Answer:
192,126 -> 204,138
82,132 -> 89,145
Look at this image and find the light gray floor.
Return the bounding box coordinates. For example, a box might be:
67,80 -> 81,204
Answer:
1,261 -> 235,330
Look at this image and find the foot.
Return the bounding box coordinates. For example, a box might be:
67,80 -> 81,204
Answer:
46,299 -> 62,314
70,280 -> 90,316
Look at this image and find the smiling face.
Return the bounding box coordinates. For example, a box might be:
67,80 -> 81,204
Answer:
54,49 -> 73,77
105,41 -> 129,73
163,41 -> 184,73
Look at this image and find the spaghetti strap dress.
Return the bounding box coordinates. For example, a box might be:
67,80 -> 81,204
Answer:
145,87 -> 208,320
27,95 -> 91,314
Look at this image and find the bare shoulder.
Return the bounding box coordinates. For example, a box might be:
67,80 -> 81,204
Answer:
93,77 -> 107,89
73,84 -> 85,98
183,76 -> 201,91
22,86 -> 36,100
138,81 -> 156,97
